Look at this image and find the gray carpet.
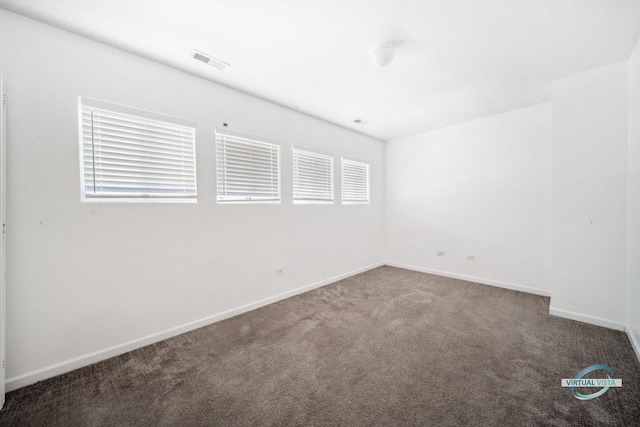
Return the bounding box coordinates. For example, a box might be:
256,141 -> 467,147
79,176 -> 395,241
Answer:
1,266 -> 639,426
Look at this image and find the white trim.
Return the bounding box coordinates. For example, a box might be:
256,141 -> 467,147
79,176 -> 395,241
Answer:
5,262 -> 383,392
0,74 -> 6,408
385,262 -> 551,297
548,306 -> 626,331
626,326 -> 640,364
80,97 -> 196,128
214,128 -> 280,147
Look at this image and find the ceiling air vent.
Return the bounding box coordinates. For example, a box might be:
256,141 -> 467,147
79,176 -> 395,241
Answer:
192,49 -> 229,70
352,118 -> 370,125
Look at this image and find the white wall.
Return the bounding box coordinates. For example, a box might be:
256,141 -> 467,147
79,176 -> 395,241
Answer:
0,10 -> 384,388
2,5 -> 639,393
385,103 -> 552,295
549,62 -> 629,329
629,38 -> 640,353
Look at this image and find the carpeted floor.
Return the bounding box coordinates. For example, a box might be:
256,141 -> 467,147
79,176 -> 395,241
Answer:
1,266 -> 639,426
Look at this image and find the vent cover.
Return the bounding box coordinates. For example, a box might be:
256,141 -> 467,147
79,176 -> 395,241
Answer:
352,118 -> 370,125
192,49 -> 229,70
193,52 -> 211,64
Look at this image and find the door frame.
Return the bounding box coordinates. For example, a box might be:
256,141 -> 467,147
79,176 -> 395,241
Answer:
0,74 -> 7,407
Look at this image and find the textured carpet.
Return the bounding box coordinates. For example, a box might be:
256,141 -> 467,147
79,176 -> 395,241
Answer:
1,266 -> 639,426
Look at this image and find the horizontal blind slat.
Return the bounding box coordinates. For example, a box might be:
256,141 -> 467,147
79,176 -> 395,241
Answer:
85,109 -> 191,134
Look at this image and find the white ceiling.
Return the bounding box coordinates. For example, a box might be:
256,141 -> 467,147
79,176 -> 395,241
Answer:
1,0 -> 640,141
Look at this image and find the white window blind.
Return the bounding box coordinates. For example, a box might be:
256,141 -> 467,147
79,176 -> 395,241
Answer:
341,158 -> 370,204
216,130 -> 280,203
292,147 -> 334,203
80,98 -> 197,202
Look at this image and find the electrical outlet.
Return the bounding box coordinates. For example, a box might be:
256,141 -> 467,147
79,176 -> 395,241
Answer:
467,255 -> 475,261
436,251 -> 445,257
275,268 -> 285,275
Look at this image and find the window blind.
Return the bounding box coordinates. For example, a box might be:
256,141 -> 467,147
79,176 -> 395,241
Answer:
292,147 -> 333,203
341,158 -> 370,204
216,131 -> 280,203
80,99 -> 197,201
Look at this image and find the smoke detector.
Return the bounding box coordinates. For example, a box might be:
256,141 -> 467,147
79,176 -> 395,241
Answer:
192,49 -> 229,70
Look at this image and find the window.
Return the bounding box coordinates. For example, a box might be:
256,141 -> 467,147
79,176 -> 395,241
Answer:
79,98 -> 197,202
292,147 -> 334,204
216,129 -> 280,203
341,157 -> 370,204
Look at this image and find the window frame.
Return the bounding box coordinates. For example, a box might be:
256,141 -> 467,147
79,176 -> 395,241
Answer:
78,97 -> 197,204
341,157 -> 370,204
292,146 -> 334,204
215,128 -> 281,204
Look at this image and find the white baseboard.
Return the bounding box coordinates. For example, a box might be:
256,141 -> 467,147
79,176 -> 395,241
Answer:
548,306 -> 626,331
5,262 -> 384,392
627,326 -> 640,364
385,262 -> 551,297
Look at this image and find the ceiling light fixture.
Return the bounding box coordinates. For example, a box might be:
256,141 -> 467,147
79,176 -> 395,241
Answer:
372,44 -> 394,68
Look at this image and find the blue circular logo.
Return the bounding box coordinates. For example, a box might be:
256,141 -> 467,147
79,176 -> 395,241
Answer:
571,364 -> 614,400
